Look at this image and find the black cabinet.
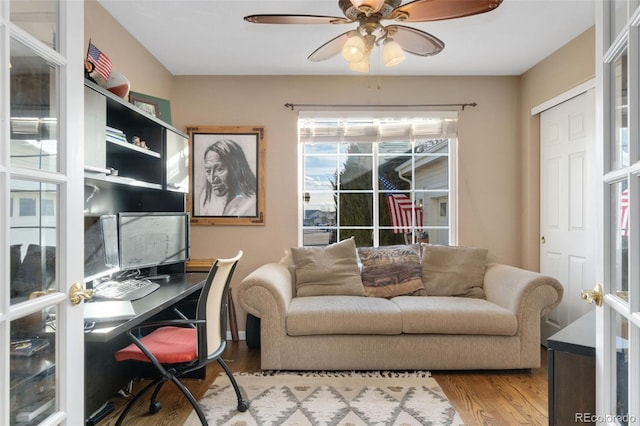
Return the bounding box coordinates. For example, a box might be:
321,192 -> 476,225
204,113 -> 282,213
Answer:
83,80 -> 188,215
547,310 -> 596,425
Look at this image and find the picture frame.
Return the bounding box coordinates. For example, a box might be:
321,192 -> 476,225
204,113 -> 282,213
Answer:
129,91 -> 172,124
187,125 -> 265,225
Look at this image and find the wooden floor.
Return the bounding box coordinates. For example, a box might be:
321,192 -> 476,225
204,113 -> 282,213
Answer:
99,343 -> 549,426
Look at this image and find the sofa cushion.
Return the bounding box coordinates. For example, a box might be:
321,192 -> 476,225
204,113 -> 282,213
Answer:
287,296 -> 402,336
291,237 -> 365,297
421,244 -> 487,298
391,296 -> 517,336
357,244 -> 426,298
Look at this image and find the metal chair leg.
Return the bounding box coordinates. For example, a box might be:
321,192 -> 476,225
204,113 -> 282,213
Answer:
217,358 -> 249,412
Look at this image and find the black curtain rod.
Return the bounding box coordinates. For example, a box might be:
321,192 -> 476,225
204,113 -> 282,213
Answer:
284,102 -> 477,111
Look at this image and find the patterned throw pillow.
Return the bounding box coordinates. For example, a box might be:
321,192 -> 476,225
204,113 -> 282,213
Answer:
421,244 -> 488,298
357,244 -> 426,298
291,237 -> 365,297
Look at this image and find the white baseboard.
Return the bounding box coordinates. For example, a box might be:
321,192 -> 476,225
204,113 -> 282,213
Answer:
227,330 -> 246,341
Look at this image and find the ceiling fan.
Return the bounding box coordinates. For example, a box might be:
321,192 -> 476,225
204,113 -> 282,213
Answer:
245,0 -> 503,72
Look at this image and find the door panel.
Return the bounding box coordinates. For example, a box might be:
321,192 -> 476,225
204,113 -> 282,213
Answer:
2,1 -> 85,424
540,89 -> 597,342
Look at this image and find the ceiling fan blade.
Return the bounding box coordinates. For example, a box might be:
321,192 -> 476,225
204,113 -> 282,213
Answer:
392,0 -> 502,22
308,30 -> 355,62
244,14 -> 350,24
387,25 -> 444,56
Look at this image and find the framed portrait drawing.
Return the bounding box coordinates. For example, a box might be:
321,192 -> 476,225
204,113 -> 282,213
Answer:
187,125 -> 265,225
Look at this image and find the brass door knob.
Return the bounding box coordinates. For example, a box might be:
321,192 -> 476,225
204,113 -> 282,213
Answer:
69,282 -> 93,305
581,284 -> 603,306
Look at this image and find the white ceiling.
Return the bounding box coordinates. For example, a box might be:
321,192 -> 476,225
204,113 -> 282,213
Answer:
97,0 -> 595,76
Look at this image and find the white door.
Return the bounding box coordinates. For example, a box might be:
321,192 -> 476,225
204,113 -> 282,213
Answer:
594,0 -> 639,422
2,1 -> 86,425
540,89 -> 597,342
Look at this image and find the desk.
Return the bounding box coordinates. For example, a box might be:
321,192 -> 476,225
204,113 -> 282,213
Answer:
547,310 -> 595,425
84,272 -> 207,420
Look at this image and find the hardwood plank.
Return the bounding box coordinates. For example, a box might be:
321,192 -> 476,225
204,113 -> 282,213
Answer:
98,344 -> 548,425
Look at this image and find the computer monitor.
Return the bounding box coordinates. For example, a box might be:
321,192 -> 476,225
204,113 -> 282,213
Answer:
117,212 -> 189,274
84,215 -> 120,283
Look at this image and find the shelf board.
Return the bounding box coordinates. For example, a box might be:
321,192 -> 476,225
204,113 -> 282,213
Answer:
85,79 -> 187,138
85,172 -> 163,190
107,139 -> 161,158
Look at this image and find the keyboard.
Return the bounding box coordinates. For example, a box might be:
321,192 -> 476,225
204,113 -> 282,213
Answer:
92,279 -> 160,301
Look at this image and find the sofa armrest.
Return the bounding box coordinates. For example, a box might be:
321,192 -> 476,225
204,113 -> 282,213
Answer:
484,263 -> 563,326
237,262 -> 294,321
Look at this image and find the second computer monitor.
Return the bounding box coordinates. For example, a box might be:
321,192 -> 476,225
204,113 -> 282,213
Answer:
117,212 -> 189,272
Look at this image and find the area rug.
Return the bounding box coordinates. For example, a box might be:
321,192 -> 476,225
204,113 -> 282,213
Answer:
184,371 -> 463,426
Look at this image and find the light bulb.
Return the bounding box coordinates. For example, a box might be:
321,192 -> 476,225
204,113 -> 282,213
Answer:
383,38 -> 405,67
341,34 -> 366,63
349,51 -> 370,72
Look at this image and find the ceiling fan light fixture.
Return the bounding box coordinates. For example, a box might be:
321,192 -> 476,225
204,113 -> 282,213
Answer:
382,38 -> 405,67
349,52 -> 370,72
341,34 -> 366,63
349,0 -> 386,14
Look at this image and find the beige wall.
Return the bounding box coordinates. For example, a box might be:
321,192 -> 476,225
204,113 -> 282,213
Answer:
172,76 -> 521,302
519,26 -> 595,271
87,2 -> 595,331
84,0 -> 174,99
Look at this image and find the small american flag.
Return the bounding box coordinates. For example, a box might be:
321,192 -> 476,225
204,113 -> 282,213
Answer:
621,188 -> 629,237
87,41 -> 112,81
379,176 -> 423,234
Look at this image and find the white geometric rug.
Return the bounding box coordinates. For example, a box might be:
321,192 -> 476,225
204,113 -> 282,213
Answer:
184,371 -> 463,426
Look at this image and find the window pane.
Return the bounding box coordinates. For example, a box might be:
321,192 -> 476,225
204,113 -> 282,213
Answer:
416,138 -> 449,154
10,179 -> 57,303
302,228 -> 335,246
339,155 -> 372,190
611,51 -> 628,170
10,0 -> 58,49
339,193 -> 373,226
10,306 -> 57,424
304,156 -> 337,191
340,229 -> 372,247
339,143 -> 372,154
611,181 -> 628,299
611,0 -> 628,44
10,37 -> 59,172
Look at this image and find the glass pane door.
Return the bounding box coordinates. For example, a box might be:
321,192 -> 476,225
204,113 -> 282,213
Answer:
2,1 -> 85,424
597,0 -> 639,422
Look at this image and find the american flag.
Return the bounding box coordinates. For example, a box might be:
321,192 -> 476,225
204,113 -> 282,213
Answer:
621,188 -> 629,237
379,176 -> 423,234
87,41 -> 112,81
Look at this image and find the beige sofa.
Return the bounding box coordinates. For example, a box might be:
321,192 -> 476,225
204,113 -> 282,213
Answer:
238,241 -> 563,371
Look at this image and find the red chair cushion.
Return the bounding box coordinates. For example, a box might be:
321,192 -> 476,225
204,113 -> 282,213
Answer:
114,326 -> 197,364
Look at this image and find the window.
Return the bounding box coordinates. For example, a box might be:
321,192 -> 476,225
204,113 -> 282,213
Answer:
299,112 -> 457,247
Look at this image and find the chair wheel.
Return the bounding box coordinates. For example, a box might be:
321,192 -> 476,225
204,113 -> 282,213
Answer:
149,400 -> 162,414
238,400 -> 249,412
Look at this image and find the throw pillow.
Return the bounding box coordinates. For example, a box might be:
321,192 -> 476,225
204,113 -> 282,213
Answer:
357,244 -> 426,298
421,244 -> 488,298
291,237 -> 365,297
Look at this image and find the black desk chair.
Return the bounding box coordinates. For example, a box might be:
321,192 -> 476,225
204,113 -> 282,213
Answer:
114,251 -> 248,425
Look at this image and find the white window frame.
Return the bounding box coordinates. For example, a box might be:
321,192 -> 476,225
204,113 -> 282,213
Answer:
297,111 -> 458,247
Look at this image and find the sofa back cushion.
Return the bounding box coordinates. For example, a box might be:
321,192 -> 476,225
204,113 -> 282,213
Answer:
291,237 -> 365,297
357,244 -> 426,298
421,244 -> 487,298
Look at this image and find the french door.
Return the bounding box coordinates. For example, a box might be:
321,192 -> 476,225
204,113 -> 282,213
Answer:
1,1 -> 85,424
595,0 -> 639,423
